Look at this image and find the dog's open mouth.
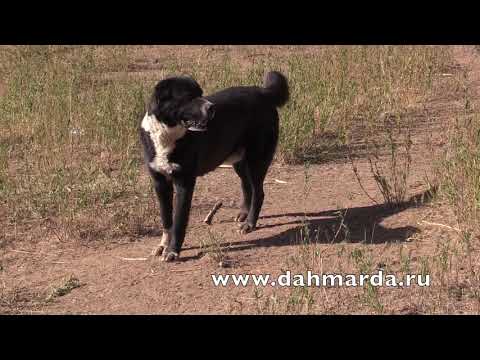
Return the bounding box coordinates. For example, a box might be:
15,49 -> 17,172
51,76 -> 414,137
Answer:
180,100 -> 215,133
181,120 -> 207,132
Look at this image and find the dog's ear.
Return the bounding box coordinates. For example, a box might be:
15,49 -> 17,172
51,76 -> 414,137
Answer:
155,79 -> 173,101
148,79 -> 172,116
147,93 -> 159,116
186,77 -> 203,97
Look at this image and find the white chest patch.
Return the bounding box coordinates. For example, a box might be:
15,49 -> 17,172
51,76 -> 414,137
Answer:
141,112 -> 187,174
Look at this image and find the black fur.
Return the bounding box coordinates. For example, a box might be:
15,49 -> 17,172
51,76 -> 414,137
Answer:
139,128 -> 156,163
140,71 -> 289,260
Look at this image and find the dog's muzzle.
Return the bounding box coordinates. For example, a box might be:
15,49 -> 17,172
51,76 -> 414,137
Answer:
187,100 -> 215,132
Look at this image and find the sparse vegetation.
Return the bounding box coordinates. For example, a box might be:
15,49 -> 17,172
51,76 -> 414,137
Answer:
0,45 -> 450,241
199,228 -> 232,267
437,61 -> 480,312
46,274 -> 81,302
350,111 -> 414,207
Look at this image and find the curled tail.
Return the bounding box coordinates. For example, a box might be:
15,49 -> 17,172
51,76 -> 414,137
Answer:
262,71 -> 289,108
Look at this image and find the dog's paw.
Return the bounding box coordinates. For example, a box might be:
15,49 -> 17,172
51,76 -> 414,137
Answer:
151,244 -> 166,257
161,251 -> 179,262
234,212 -> 248,223
151,231 -> 171,257
166,163 -> 181,175
239,222 -> 255,234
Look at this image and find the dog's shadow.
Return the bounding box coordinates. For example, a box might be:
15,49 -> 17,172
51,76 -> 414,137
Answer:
181,189 -> 434,260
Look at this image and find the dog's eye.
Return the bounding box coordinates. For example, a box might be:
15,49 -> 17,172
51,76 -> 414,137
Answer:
183,110 -> 193,118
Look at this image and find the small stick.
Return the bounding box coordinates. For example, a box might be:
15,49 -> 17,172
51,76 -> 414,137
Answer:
10,249 -> 36,254
418,220 -> 461,233
170,268 -> 203,273
116,256 -> 149,261
265,179 -> 289,185
204,201 -> 223,225
10,249 -> 64,256
10,249 -> 45,255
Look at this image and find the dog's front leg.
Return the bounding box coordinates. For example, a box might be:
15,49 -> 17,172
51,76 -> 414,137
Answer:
150,171 -> 174,257
161,176 -> 197,262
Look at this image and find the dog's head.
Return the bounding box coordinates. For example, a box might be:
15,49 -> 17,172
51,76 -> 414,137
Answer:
147,76 -> 215,132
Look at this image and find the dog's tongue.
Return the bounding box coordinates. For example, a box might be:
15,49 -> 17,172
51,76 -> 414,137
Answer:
188,127 -> 207,132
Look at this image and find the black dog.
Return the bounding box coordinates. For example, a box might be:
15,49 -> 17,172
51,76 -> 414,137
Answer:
139,71 -> 289,261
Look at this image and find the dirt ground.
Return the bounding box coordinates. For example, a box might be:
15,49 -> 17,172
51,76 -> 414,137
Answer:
1,46 -> 479,314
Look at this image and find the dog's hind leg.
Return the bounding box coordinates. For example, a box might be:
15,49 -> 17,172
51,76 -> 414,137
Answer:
238,149 -> 275,234
238,162 -> 267,234
233,160 -> 252,223
150,171 -> 174,256
239,113 -> 279,235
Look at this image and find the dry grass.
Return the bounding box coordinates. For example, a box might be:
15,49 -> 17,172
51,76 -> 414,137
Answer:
436,69 -> 480,310
0,46 -> 446,228
199,229 -> 234,267
0,45 -> 451,247
45,274 -> 81,302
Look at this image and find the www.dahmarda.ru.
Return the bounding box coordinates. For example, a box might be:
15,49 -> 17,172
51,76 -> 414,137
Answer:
211,270 -> 431,288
